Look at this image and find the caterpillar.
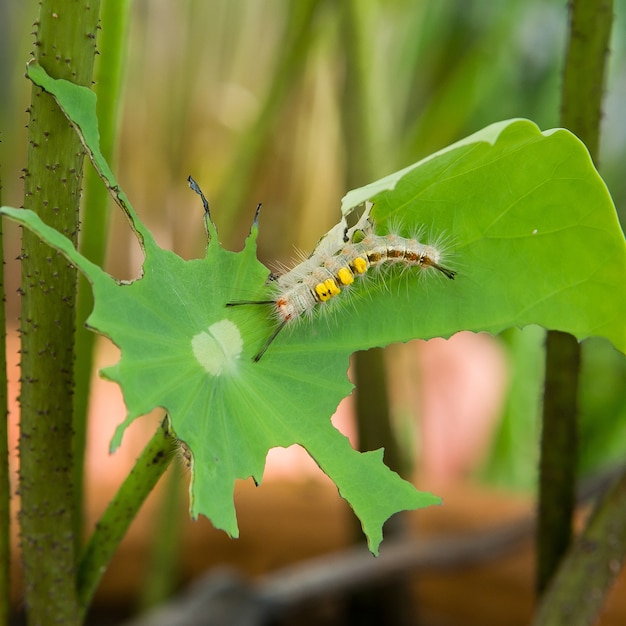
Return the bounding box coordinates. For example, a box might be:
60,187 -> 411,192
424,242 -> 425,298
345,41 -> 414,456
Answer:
227,219 -> 456,362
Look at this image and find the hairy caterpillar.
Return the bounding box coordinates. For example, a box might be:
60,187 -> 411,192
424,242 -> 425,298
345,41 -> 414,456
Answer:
227,220 -> 456,362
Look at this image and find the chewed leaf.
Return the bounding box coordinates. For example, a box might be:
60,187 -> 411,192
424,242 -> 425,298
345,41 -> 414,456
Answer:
26,60 -> 154,248
5,61 -> 626,554
2,202 -> 440,554
339,119 -> 626,354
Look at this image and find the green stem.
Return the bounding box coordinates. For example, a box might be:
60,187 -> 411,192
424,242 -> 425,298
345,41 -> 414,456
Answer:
137,462 -> 184,611
77,421 -> 177,616
19,2 -> 99,624
537,331 -> 580,592
353,349 -> 405,475
560,0 -> 614,159
536,0 -> 613,597
532,468 -> 626,626
73,0 -> 132,552
0,179 -> 10,626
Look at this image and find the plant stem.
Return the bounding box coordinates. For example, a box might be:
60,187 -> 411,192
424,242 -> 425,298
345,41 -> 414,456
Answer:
19,2 -> 99,624
0,180 -> 10,626
560,0 -> 614,160
532,468 -> 626,626
137,462 -> 184,611
73,0 -> 132,552
537,330 -> 580,592
77,421 -> 177,617
536,0 -> 613,597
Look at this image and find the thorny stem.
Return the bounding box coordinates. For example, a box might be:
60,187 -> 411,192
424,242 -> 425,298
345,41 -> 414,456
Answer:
19,1 -> 100,624
0,173 -> 11,625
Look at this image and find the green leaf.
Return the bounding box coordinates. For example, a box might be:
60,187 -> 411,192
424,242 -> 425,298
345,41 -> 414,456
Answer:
2,204 -> 437,555
26,60 -> 154,248
340,119 -> 626,353
6,65 -> 625,555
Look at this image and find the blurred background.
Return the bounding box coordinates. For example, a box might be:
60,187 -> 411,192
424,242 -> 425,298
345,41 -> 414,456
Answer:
2,1 -> 626,624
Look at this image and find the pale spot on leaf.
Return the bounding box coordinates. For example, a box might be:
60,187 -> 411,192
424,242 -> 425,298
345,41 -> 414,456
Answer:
192,319 -> 242,376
